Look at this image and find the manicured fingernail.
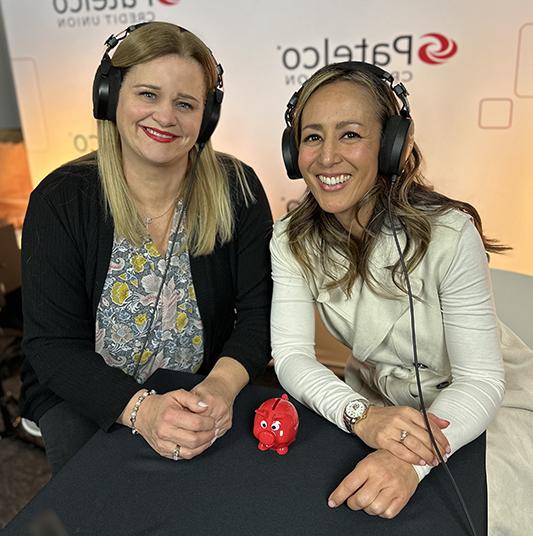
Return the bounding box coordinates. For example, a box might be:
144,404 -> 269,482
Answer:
215,428 -> 220,437
198,401 -> 208,407
443,454 -> 448,462
446,446 -> 451,454
328,499 -> 337,508
432,459 -> 438,466
419,460 -> 426,466
210,437 -> 217,445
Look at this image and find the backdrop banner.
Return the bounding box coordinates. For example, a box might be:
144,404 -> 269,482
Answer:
1,0 -> 532,275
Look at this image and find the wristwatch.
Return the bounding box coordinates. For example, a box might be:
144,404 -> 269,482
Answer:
342,399 -> 370,434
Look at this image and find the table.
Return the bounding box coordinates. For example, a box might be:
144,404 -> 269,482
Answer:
5,370 -> 487,535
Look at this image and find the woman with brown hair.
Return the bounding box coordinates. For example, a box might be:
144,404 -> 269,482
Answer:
271,61 -> 532,532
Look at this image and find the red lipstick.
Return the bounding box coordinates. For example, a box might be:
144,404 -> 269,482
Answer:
141,126 -> 178,143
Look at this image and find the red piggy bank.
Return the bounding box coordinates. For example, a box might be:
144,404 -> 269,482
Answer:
253,394 -> 299,455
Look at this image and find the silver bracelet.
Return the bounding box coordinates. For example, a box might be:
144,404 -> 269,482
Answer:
130,389 -> 156,435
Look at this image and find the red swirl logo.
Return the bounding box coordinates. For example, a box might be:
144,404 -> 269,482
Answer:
418,33 -> 458,64
158,0 -> 180,5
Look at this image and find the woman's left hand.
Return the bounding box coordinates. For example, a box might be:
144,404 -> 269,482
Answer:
328,449 -> 419,518
353,406 -> 450,467
191,357 -> 250,441
191,376 -> 235,440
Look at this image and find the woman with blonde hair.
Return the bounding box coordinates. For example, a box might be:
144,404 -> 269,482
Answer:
20,21 -> 272,473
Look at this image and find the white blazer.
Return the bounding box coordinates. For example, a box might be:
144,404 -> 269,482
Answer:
271,208 -> 532,535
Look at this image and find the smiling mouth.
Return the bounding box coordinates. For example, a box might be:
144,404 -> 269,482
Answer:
141,126 -> 178,143
317,174 -> 351,186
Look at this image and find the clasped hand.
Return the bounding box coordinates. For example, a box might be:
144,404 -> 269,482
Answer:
134,377 -> 234,461
354,406 -> 451,467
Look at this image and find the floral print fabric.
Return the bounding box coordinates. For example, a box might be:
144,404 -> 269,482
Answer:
95,203 -> 204,382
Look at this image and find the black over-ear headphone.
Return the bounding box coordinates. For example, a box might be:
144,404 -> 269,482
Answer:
92,22 -> 224,145
281,61 -> 414,180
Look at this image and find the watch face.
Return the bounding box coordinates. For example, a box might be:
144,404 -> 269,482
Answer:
346,400 -> 366,420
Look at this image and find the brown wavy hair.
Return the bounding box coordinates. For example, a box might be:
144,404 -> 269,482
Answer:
285,64 -> 509,295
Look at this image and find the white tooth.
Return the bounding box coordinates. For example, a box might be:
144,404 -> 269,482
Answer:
318,174 -> 350,185
146,127 -> 172,139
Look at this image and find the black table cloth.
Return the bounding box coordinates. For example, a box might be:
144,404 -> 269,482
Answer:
6,369 -> 487,535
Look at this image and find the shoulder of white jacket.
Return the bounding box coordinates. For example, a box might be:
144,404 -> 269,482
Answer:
273,216 -> 291,237
430,208 -> 473,233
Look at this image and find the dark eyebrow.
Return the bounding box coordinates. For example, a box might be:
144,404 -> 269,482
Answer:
301,123 -> 323,132
132,84 -> 200,103
336,120 -> 363,129
301,120 -> 363,131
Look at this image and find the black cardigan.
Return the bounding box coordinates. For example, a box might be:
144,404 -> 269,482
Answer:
20,159 -> 273,431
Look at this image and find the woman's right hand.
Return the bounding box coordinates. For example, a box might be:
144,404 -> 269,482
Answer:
328,449 -> 419,518
131,389 -> 217,460
353,406 -> 450,467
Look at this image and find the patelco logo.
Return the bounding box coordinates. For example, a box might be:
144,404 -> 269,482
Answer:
418,33 -> 458,64
278,31 -> 459,85
51,0 -> 180,28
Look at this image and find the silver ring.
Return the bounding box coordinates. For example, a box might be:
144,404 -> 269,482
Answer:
172,444 -> 181,461
399,430 -> 409,443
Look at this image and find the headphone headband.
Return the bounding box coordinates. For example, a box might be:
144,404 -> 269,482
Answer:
104,23 -> 146,52
92,22 -> 224,145
284,61 -> 410,129
281,61 -> 414,180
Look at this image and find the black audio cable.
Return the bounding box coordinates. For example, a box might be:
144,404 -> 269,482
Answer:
387,175 -> 478,536
131,149 -> 201,381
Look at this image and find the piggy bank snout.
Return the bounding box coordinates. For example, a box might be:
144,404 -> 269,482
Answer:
258,430 -> 276,447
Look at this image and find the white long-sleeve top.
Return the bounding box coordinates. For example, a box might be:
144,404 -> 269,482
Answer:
271,209 -> 506,480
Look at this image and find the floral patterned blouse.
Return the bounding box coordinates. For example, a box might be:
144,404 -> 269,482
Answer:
95,202 -> 204,383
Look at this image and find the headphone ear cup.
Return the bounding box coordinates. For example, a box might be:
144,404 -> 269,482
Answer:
282,126 -> 301,179
197,87 -> 223,145
92,56 -> 122,122
379,116 -> 414,178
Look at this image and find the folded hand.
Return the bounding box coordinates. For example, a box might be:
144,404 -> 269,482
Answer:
353,406 -> 450,466
135,389 -> 216,460
192,376 -> 235,440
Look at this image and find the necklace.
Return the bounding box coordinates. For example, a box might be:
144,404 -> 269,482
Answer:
143,199 -> 177,226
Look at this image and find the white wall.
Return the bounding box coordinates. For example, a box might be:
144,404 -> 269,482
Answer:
1,0 -> 532,276
0,2 -> 531,355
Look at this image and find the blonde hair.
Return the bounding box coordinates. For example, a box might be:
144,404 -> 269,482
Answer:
285,64 -> 508,295
96,22 -> 250,255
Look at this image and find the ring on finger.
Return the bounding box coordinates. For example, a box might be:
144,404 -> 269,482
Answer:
172,444 -> 181,461
399,430 -> 409,443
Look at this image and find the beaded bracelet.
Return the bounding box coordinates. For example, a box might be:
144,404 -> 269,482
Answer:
130,389 -> 156,435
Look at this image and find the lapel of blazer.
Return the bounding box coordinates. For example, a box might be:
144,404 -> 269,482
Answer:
355,230 -> 424,360
316,229 -> 423,362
